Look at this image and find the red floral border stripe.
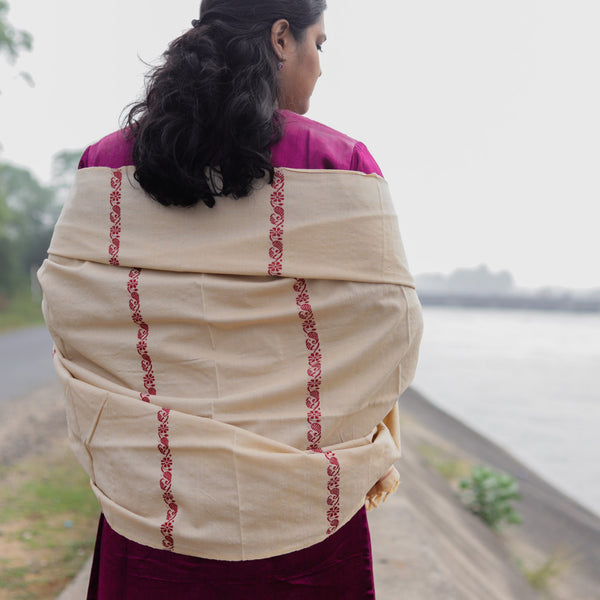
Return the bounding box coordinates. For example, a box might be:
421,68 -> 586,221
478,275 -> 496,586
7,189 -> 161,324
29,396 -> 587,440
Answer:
322,449 -> 341,535
268,170 -> 285,276
158,408 -> 178,551
109,170 -> 122,266
127,268 -> 156,403
293,278 -> 323,449
268,173 -> 340,532
294,278 -> 341,535
127,267 -> 179,551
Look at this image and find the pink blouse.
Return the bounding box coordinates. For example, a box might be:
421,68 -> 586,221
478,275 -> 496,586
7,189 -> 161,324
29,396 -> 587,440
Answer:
79,110 -> 383,177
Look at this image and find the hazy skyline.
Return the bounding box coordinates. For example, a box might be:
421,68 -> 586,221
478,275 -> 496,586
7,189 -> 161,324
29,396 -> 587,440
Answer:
1,0 -> 598,289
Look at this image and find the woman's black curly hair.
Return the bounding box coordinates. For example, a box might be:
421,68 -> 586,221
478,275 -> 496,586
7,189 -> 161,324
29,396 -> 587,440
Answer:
123,0 -> 326,208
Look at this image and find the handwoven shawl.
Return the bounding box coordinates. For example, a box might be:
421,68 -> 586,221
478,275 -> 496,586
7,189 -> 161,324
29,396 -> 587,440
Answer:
38,166 -> 422,561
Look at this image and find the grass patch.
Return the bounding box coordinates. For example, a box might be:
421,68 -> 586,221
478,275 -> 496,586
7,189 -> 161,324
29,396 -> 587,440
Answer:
417,442 -> 472,482
0,442 -> 99,600
520,548 -> 573,592
0,290 -> 44,334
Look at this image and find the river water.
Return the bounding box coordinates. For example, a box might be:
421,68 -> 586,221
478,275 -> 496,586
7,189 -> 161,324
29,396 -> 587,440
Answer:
412,306 -> 600,516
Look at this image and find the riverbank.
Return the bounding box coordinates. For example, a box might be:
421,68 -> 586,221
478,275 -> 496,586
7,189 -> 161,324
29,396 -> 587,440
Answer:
2,383 -> 598,599
373,387 -> 600,599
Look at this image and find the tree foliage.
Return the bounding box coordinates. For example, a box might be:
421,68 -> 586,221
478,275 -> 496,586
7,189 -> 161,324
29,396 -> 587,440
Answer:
0,0 -> 32,62
0,2 -> 52,306
52,149 -> 83,196
0,150 -> 81,304
0,0 -> 33,95
0,164 -> 54,298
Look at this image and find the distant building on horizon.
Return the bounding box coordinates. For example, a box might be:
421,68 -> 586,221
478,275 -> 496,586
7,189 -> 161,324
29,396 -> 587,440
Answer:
416,264 -> 515,296
415,265 -> 599,313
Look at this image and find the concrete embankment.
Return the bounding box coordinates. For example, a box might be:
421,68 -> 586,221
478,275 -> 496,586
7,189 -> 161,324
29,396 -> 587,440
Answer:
4,383 -> 596,599
370,387 -> 600,600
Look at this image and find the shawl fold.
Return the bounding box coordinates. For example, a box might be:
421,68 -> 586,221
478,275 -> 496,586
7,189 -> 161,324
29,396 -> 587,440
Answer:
38,166 -> 422,561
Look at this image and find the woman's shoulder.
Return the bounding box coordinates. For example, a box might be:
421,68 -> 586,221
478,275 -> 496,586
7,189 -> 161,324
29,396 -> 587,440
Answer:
273,110 -> 383,177
78,130 -> 134,170
78,114 -> 383,177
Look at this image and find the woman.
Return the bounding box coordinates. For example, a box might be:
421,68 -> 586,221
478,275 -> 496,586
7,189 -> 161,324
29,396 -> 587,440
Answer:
38,1 -> 422,598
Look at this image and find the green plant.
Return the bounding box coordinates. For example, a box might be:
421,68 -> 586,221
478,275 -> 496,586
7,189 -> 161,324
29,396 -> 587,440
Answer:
519,547 -> 574,591
459,464 -> 522,529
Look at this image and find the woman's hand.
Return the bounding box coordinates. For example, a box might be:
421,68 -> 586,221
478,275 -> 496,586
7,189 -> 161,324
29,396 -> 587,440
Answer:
365,466 -> 400,511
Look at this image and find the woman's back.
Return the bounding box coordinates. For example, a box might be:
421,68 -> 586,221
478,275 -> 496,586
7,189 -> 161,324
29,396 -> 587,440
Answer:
41,117 -> 419,558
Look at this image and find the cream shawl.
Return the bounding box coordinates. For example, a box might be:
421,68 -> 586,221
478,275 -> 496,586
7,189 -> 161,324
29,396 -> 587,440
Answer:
38,166 -> 422,561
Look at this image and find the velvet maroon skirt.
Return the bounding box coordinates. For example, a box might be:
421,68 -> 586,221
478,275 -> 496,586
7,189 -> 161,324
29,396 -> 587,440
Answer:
86,507 -> 375,599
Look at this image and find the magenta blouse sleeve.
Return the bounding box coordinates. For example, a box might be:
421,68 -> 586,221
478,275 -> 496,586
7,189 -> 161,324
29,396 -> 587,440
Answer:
350,142 -> 384,178
78,146 -> 90,170
77,131 -> 135,170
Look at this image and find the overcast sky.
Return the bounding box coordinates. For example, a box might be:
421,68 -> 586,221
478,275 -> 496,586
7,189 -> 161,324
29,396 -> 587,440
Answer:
1,0 -> 598,289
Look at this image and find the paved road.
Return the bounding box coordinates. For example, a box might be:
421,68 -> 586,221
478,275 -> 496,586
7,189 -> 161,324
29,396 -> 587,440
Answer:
0,325 -> 56,403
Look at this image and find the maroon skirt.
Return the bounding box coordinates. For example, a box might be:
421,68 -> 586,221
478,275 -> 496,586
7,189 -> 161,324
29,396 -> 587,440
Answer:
87,507 -> 375,599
